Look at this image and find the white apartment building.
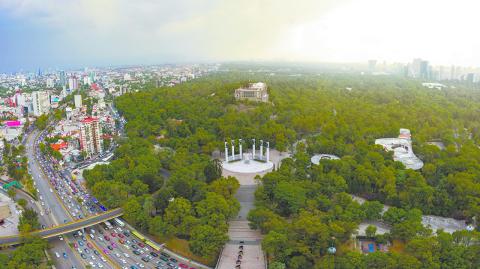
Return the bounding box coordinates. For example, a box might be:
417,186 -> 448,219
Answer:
32,91 -> 50,116
74,95 -> 82,109
79,117 -> 103,158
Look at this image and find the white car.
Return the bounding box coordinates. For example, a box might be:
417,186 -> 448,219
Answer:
121,259 -> 127,264
55,252 -> 60,258
97,263 -> 104,268
89,234 -> 95,239
124,253 -> 129,258
115,253 -> 121,258
101,256 -> 107,262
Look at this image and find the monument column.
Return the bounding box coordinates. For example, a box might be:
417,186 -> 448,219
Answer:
239,139 -> 243,160
252,139 -> 255,159
266,141 -> 270,162
260,140 -> 264,159
231,140 -> 235,160
224,141 -> 228,162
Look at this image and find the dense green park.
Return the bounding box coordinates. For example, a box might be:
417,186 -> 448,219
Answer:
84,72 -> 480,267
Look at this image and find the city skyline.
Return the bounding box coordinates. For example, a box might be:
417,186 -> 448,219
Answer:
2,0 -> 480,72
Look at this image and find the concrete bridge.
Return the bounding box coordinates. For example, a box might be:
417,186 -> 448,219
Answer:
0,208 -> 123,246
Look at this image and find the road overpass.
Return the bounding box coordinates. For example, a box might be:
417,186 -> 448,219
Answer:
0,208 -> 123,246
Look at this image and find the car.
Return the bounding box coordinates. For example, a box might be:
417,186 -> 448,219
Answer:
78,240 -> 84,246
88,261 -> 94,267
63,252 -> 68,259
150,252 -> 159,257
103,248 -> 109,254
138,264 -> 145,268
124,253 -> 130,258
167,263 -> 176,268
141,256 -> 150,262
74,243 -> 78,248
94,250 -> 100,256
160,252 -> 170,258
101,256 -> 107,262
178,264 -> 188,269
104,235 -> 110,241
91,255 -> 96,260
115,253 -> 121,258
111,232 -> 116,237
55,252 -> 60,258
89,234 -> 95,239
58,235 -> 63,241
160,257 -> 169,262
138,242 -> 145,248
131,244 -> 138,249
107,245 -> 113,250
98,229 -> 104,235
132,239 -> 138,244
97,263 -> 104,268
170,258 -> 178,263
87,242 -> 93,249
121,259 -> 127,264
123,231 -> 130,237
133,250 -> 141,255
81,253 -> 87,259
130,266 -> 138,269
111,242 -> 117,248
118,233 -> 125,238
119,239 -> 125,244
77,248 -> 82,254
84,248 -> 90,254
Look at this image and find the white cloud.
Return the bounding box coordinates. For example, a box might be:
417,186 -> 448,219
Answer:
1,0 -> 479,66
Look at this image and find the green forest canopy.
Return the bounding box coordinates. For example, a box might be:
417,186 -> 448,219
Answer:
84,72 -> 480,266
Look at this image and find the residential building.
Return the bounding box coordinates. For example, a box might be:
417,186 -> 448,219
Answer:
74,95 -> 82,109
79,117 -> 103,157
32,91 -> 50,116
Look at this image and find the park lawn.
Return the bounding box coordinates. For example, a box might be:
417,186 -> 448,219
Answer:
155,235 -> 216,266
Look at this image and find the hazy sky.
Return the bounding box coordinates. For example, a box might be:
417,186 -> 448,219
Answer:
1,0 -> 479,71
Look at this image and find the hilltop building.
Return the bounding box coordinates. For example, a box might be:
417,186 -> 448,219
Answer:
234,82 -> 269,102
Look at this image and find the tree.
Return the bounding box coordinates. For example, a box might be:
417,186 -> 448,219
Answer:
208,176 -> 240,198
7,187 -> 16,199
361,201 -> 384,221
123,198 -> 149,231
17,198 -> 27,209
189,225 -> 228,259
35,114 -> 48,130
366,225 -> 377,238
204,159 -> 222,183
18,208 -> 40,233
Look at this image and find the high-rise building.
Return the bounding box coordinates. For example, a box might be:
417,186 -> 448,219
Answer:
59,71 -> 66,86
368,60 -> 377,73
74,95 -> 82,109
46,78 -> 55,88
32,91 -> 50,116
69,76 -> 79,90
79,117 -> 103,158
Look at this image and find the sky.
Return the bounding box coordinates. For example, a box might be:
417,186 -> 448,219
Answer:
1,0 -> 480,72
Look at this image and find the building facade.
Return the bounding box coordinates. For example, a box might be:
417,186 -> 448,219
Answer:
32,91 -> 50,116
79,117 -> 103,158
234,82 -> 269,102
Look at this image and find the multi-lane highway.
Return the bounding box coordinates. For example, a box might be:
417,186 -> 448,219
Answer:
20,105 -> 209,269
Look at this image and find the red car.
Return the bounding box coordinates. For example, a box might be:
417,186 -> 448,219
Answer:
118,233 -> 125,238
110,232 -> 116,237
178,264 -> 188,269
87,243 -> 93,249
138,242 -> 145,248
73,243 -> 78,248
119,239 -> 125,244
104,235 -> 110,241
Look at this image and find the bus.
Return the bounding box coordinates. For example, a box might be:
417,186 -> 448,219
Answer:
114,218 -> 125,227
145,240 -> 161,251
132,230 -> 146,242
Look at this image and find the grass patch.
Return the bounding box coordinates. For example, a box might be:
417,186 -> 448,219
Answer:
154,235 -> 216,266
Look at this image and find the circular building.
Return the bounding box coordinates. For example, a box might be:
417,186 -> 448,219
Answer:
311,154 -> 340,165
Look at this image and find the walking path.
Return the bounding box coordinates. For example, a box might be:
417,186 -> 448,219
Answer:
217,149 -> 289,269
